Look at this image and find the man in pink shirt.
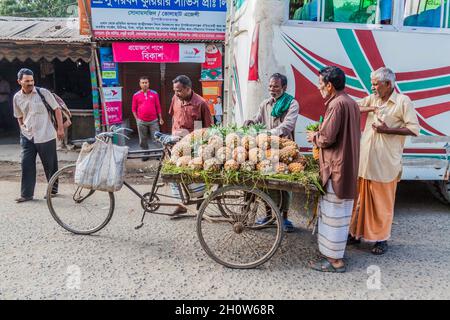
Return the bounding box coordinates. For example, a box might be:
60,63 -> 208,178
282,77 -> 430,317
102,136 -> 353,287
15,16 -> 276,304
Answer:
132,76 -> 164,160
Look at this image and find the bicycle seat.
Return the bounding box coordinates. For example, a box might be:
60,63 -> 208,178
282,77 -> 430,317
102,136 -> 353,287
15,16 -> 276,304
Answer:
154,131 -> 181,146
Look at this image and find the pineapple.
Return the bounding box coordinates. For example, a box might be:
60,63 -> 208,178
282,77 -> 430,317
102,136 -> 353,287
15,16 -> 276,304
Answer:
197,144 -> 215,161
313,146 -> 320,160
216,146 -> 232,163
203,158 -> 221,171
208,135 -> 224,152
225,133 -> 241,149
269,136 -> 281,150
280,137 -> 298,149
240,161 -> 256,172
232,146 -> 247,164
241,135 -> 257,150
179,132 -> 193,145
294,153 -> 308,166
248,148 -> 263,163
224,159 -> 240,171
288,162 -> 305,173
188,157 -> 203,170
256,160 -> 274,174
274,163 -> 289,174
176,156 -> 192,168
264,149 -> 280,163
171,142 -> 191,162
279,146 -> 299,164
191,128 -> 208,144
256,133 -> 271,150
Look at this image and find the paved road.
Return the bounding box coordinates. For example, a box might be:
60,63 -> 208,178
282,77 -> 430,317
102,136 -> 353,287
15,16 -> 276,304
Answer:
0,179 -> 449,300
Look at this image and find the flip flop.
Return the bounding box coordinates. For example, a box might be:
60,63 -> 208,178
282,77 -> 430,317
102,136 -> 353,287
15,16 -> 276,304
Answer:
372,241 -> 388,255
310,258 -> 346,273
283,219 -> 295,233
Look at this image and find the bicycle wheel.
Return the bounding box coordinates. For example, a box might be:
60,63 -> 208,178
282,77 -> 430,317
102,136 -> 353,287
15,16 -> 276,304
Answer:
46,164 -> 115,235
197,185 -> 283,269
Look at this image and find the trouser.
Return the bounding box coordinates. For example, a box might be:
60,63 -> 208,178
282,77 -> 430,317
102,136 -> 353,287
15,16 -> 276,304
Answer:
137,119 -> 160,149
20,136 -> 58,198
214,115 -> 222,125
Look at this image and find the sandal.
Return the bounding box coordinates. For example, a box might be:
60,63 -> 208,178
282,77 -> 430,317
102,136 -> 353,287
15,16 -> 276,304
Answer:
347,235 -> 361,245
310,258 -> 346,273
283,219 -> 295,233
372,241 -> 388,255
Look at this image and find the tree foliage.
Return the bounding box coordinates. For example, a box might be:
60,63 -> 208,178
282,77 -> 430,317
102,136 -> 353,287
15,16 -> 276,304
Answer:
0,0 -> 78,18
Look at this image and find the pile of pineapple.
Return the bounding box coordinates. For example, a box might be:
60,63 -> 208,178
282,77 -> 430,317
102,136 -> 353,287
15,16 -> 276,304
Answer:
168,125 -> 308,175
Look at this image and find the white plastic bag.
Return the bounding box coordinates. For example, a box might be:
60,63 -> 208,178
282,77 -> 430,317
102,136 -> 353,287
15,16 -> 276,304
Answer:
74,140 -> 129,192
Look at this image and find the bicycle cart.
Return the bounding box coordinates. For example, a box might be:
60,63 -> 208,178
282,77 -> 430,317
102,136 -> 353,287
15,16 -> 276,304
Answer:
46,129 -> 319,269
161,172 -> 319,269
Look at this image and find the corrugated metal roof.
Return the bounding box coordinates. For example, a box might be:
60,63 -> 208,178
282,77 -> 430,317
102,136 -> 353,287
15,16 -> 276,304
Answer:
0,16 -> 91,43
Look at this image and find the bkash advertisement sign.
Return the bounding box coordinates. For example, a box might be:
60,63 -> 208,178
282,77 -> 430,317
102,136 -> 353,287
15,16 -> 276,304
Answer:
112,42 -> 205,63
101,87 -> 123,125
91,0 -> 226,41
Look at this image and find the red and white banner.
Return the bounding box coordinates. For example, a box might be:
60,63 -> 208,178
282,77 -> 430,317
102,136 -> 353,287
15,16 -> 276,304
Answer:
112,42 -> 205,63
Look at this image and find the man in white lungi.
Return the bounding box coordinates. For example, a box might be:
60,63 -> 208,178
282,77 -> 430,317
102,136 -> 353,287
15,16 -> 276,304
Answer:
307,66 -> 361,273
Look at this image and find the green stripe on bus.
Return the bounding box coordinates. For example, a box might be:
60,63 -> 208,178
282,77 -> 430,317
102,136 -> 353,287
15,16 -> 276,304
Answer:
403,155 -> 450,160
398,76 -> 450,92
283,34 -> 365,90
420,129 -> 432,136
346,77 -> 364,90
337,29 -> 373,92
282,35 -> 323,70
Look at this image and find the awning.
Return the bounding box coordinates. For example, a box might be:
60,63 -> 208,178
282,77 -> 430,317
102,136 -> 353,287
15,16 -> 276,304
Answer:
0,43 -> 92,63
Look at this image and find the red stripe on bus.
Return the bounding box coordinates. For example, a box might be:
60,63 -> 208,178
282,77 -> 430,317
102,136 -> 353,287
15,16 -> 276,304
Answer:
406,86 -> 450,100
418,117 -> 446,136
346,86 -> 367,98
354,30 -> 385,71
404,148 -> 447,154
288,45 -> 319,75
416,102 -> 450,119
396,66 -> 450,81
300,147 -> 446,154
284,33 -> 357,77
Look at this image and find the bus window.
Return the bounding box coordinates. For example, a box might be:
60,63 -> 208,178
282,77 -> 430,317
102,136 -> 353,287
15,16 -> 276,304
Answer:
290,0 -> 319,21
403,0 -> 445,28
323,0 -> 393,24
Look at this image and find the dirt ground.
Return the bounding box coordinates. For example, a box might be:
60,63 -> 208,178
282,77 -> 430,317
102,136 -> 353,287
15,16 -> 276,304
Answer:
0,160 -> 161,186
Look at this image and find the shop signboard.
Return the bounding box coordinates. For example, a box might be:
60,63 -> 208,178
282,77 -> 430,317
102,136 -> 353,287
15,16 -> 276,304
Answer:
112,42 -> 205,63
99,47 -> 119,86
91,0 -> 226,41
201,43 -> 222,80
101,87 -> 123,125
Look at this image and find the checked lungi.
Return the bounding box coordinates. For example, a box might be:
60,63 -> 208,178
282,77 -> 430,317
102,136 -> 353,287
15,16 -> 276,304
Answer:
318,181 -> 354,259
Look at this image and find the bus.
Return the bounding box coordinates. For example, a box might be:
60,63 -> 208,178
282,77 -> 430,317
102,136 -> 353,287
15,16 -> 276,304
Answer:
224,0 -> 450,204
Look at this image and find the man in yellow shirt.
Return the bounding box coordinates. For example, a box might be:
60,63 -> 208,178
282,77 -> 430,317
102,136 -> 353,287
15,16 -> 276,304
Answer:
349,67 -> 420,255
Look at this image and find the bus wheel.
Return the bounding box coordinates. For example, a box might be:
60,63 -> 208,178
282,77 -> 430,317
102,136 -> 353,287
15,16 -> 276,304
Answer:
426,180 -> 450,206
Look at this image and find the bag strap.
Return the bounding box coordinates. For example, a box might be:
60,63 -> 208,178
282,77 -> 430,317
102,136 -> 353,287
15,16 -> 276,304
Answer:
36,87 -> 57,126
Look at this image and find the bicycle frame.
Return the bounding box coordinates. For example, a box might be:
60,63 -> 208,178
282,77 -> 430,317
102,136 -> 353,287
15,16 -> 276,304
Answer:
123,145 -> 207,229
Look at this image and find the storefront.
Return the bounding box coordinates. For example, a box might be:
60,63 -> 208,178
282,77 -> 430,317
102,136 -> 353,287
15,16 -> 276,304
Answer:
0,17 -> 95,140
89,0 -> 227,133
